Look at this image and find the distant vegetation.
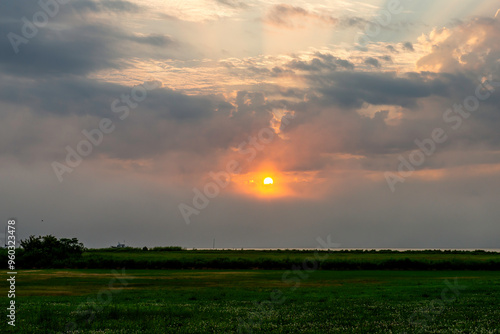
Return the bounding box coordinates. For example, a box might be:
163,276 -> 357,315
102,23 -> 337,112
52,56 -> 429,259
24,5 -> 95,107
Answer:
77,251 -> 500,270
86,246 -> 185,252
2,241 -> 499,270
16,235 -> 85,268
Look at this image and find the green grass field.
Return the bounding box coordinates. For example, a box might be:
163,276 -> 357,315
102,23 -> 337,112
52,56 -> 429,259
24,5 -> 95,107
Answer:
4,247 -> 499,270
2,268 -> 499,333
77,249 -> 500,270
85,249 -> 500,263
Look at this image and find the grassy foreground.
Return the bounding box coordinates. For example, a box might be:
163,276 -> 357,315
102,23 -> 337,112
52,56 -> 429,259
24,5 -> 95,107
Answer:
2,269 -> 499,333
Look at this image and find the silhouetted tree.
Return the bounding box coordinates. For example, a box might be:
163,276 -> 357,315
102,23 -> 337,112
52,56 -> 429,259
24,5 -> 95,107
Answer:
19,235 -> 85,268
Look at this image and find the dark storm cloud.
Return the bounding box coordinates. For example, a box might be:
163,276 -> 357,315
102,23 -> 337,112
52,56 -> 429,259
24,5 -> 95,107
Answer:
306,71 -> 450,109
0,23 -> 125,77
0,75 -> 231,121
0,0 -> 173,77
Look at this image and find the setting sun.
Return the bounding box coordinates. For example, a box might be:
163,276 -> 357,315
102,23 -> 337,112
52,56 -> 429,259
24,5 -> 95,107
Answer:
263,177 -> 274,185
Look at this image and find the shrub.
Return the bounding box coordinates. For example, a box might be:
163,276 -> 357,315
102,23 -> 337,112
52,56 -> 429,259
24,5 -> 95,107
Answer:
19,235 -> 85,268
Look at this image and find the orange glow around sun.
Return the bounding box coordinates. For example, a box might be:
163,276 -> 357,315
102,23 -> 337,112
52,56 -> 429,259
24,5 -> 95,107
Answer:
229,163 -> 293,198
226,162 -> 325,199
245,174 -> 284,197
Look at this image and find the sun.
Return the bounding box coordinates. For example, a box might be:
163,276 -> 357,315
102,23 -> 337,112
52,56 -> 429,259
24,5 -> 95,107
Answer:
263,177 -> 274,185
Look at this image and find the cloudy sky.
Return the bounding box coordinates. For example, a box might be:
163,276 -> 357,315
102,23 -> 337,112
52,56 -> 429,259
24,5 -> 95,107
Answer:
1,0 -> 500,248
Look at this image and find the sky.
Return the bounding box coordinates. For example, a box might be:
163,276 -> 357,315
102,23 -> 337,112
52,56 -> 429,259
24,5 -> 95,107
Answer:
1,0 -> 500,249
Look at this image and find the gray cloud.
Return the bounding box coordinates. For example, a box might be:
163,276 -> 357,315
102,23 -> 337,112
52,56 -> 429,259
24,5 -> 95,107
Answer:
402,41 -> 415,52
386,45 -> 399,53
307,71 -> 450,109
284,53 -> 354,72
0,0 -> 175,78
215,0 -> 249,9
364,57 -> 381,68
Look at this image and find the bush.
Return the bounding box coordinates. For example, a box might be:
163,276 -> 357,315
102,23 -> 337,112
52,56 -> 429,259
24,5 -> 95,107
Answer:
18,235 -> 85,268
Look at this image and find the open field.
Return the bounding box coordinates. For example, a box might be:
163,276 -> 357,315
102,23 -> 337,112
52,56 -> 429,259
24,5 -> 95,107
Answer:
2,269 -> 499,333
85,248 -> 500,261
